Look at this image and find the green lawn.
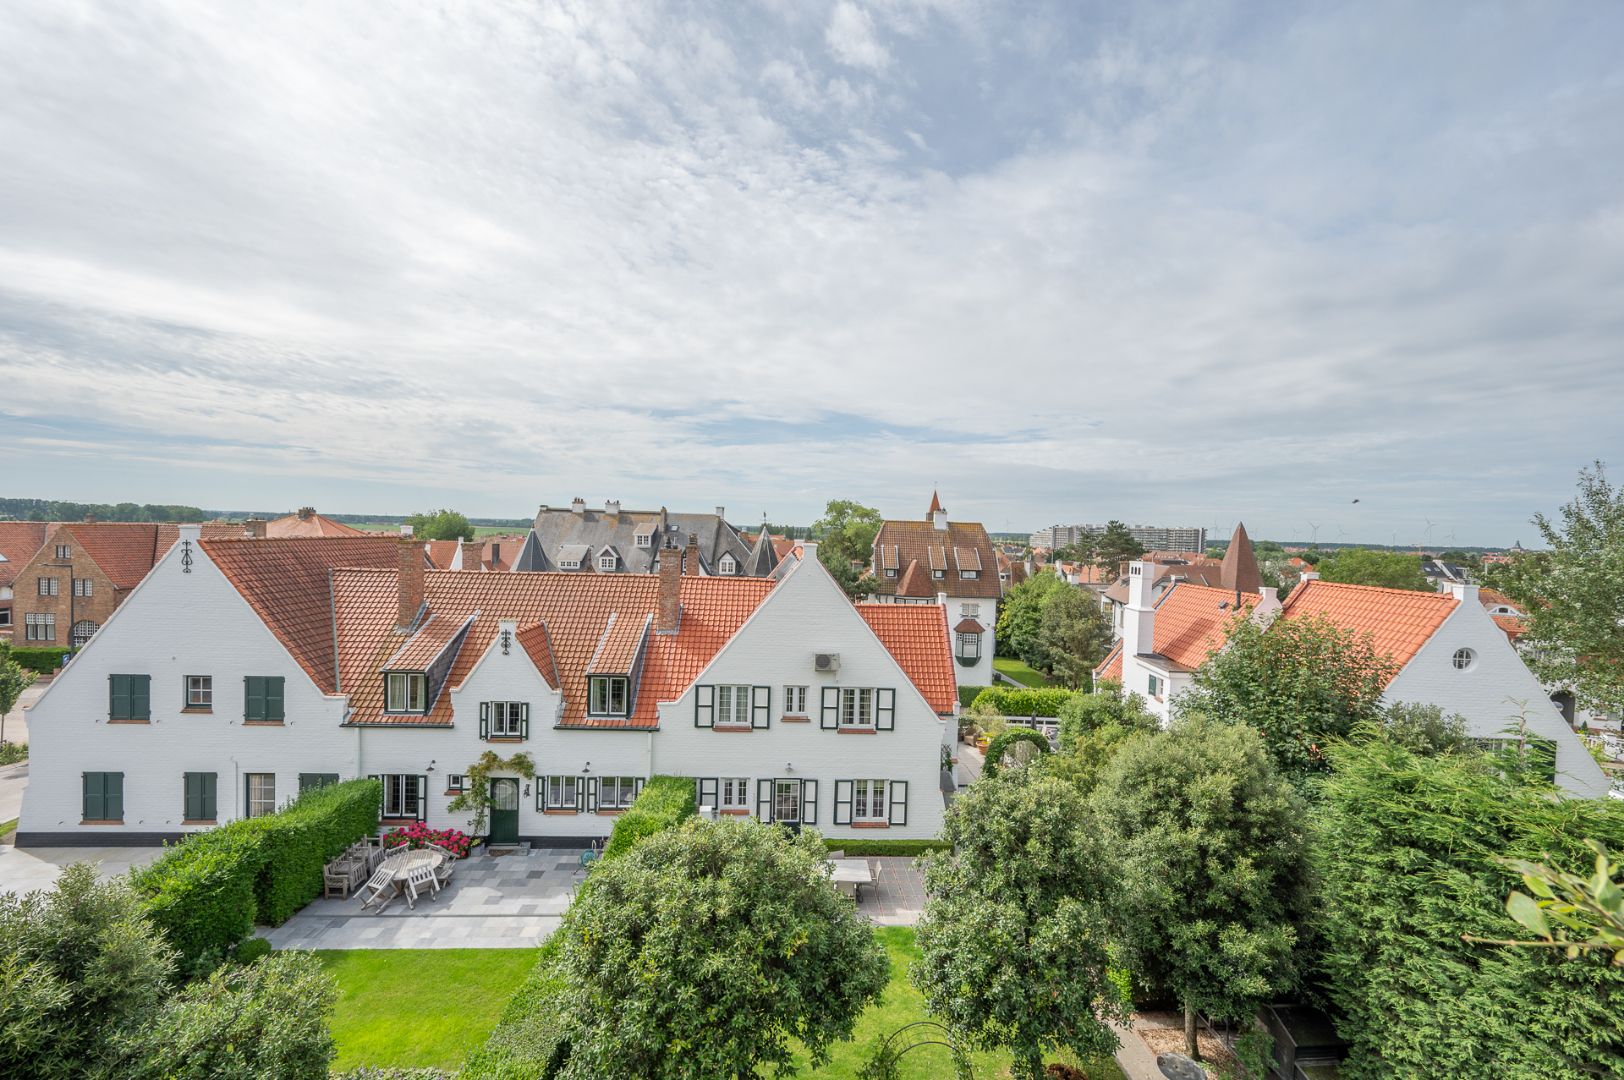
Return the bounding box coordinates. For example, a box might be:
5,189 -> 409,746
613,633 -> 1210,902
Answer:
320,932 -> 1123,1079
0,818 -> 15,838
317,949 -> 538,1072
993,657 -> 1057,688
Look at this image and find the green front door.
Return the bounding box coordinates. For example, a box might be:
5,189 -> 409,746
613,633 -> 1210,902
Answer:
489,778 -> 520,844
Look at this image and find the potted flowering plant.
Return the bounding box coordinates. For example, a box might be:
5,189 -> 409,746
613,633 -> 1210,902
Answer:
382,822 -> 476,858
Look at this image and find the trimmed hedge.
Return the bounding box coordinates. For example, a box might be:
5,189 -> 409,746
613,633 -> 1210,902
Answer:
981,728 -> 1052,778
459,936 -> 569,1080
602,775 -> 696,861
8,646 -> 69,674
823,838 -> 950,856
967,685 -> 1075,718
133,778 -> 381,966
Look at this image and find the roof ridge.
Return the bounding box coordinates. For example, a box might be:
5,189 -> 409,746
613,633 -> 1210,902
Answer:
1292,579 -> 1457,602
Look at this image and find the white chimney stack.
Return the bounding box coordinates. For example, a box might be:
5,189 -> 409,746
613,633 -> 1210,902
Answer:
399,524 -> 414,538
1122,561 -> 1157,659
571,497 -> 586,514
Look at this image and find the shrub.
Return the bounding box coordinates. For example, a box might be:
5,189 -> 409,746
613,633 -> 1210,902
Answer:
383,823 -> 473,858
981,728 -> 1052,778
6,646 -> 69,674
234,937 -> 272,965
133,826 -> 264,971
601,775 -> 695,861
123,951 -> 337,1079
825,838 -> 950,856
460,937 -> 570,1080
968,685 -> 1074,718
0,742 -> 26,766
252,779 -> 381,925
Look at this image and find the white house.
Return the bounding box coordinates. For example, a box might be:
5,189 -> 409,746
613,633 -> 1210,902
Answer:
18,528 -> 958,845
1095,565 -> 1609,798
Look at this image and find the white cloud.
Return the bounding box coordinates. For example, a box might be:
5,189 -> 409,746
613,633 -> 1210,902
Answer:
826,2 -> 890,71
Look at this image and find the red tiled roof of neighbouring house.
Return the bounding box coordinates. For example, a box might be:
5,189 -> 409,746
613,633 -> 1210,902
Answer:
265,508 -> 367,538
1479,587 -> 1523,613
425,541 -> 459,569
1096,641 -> 1124,682
587,612 -> 651,675
1279,579 -> 1457,677
953,617 -> 985,634
0,522 -> 48,587
871,519 -> 1001,599
384,613 -> 474,670
857,602 -> 958,716
896,559 -> 936,599
201,536 -> 405,691
515,622 -> 560,689
1493,613 -> 1529,641
1092,582 -> 1260,681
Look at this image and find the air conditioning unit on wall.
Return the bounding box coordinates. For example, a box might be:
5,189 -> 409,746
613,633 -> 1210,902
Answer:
814,652 -> 840,673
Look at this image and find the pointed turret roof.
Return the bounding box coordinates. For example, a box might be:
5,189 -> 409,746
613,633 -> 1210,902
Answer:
512,529 -> 548,572
1220,522 -> 1262,595
927,490 -> 944,517
744,529 -> 779,576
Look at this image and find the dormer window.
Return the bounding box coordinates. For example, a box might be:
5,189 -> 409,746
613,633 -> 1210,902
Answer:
884,568 -> 897,578
385,672 -> 427,713
932,569 -> 944,579
598,551 -> 618,572
960,569 -> 980,579
635,531 -> 653,549
560,557 -> 582,570
718,554 -> 736,574
588,675 -> 629,717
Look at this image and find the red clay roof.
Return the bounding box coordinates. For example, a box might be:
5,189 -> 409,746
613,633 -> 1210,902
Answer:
587,612 -> 650,675
265,511 -> 366,538
202,536 -> 404,691
516,622 -> 560,689
1096,641 -> 1124,682
1093,583 -> 1258,680
896,559 -> 936,599
385,613 -> 473,670
332,570 -> 777,729
953,617 -> 985,634
0,522 -> 48,587
871,519 -> 1001,599
857,603 -> 957,716
1279,579 -> 1456,675
1492,613 -> 1529,641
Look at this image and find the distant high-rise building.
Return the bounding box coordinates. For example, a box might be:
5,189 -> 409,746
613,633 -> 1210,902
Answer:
1030,523 -> 1207,554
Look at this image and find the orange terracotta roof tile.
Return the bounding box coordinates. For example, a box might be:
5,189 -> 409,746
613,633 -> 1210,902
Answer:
0,522 -> 48,587
1145,583 -> 1260,671
1478,587 -> 1523,613
587,611 -> 649,674
201,536 -> 404,691
1492,613 -> 1529,641
61,523 -> 171,590
516,622 -> 560,689
385,613 -> 474,670
265,510 -> 367,538
953,616 -> 985,634
1279,579 -> 1456,676
856,603 -> 957,716
870,519 -> 1001,599
1096,641 -> 1124,682
896,559 -> 936,599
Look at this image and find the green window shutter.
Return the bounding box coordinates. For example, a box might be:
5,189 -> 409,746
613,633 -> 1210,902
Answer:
634,777 -> 645,797
751,685 -> 770,729
83,772 -> 103,820
698,777 -> 717,808
887,780 -> 908,826
479,702 -> 490,740
756,779 -> 773,821
106,773 -> 123,821
694,685 -> 715,728
184,772 -> 199,819
800,779 -> 818,825
417,776 -> 428,822
820,686 -> 839,729
185,772 -> 217,820
244,677 -> 265,721
109,675 -> 129,720
586,778 -> 598,812
520,702 -> 529,740
131,676 -> 150,721
833,780 -> 853,825
266,677 -> 284,721
201,772 -> 216,820
876,688 -> 895,731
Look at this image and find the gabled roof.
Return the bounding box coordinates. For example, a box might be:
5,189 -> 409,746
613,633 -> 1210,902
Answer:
857,602 -> 957,716
1094,582 -> 1260,681
384,613 -> 475,671
743,530 -> 780,576
0,522 -> 48,587
528,504 -> 757,576
513,530 -> 548,572
1493,613 -> 1529,641
201,535 -> 404,691
587,611 -> 649,675
870,519 -> 1001,599
515,622 -> 560,688
1279,579 -> 1456,675
896,559 -> 936,599
265,509 -> 365,538
61,523 -> 228,590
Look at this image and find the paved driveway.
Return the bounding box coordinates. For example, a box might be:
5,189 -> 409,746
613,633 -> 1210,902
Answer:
0,843 -> 164,896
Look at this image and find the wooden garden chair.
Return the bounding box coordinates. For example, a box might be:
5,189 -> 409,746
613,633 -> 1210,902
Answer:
403,862 -> 438,909
359,866 -> 397,911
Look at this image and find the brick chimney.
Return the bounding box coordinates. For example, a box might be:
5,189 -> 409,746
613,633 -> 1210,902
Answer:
298,506 -> 315,521
83,512 -> 97,524
244,517 -> 267,539
398,539 -> 426,631
459,538 -> 482,572
684,532 -> 700,575
656,541 -> 683,633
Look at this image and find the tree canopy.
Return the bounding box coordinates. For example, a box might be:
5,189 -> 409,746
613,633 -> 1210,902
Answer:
1091,520 -> 1145,576
550,818 -> 886,1079
1314,548 -> 1433,591
913,769 -> 1126,1080
812,499 -> 884,599
0,641 -> 36,730
404,508 -> 474,541
1094,717 -> 1309,1059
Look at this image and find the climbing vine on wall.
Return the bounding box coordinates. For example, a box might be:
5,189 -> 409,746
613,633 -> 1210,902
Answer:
447,750 -> 536,837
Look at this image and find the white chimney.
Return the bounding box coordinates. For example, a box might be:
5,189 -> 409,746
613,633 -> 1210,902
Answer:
571,498 -> 586,514
605,500 -> 620,515
715,506 -> 726,520
178,523 -> 201,542
1122,561 -> 1157,658
1448,581 -> 1480,605
399,524 -> 414,538
932,507 -> 947,530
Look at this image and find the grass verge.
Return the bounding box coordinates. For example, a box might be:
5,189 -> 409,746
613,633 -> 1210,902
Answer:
0,818 -> 16,838
993,657 -> 1057,687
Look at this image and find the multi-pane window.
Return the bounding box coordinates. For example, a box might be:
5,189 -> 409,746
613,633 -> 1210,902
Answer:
932,568 -> 945,579
956,632 -> 981,661
784,686 -> 808,715
72,577 -> 92,597
839,687 -> 875,729
588,676 -> 629,716
385,672 -> 426,713
381,774 -> 423,819
37,576 -> 59,596
853,779 -> 887,821
599,776 -> 639,810
960,569 -> 980,579
884,568 -> 897,578
109,674 -> 151,721
718,555 -> 736,574
720,777 -> 750,810
183,772 -> 217,821
245,773 -> 277,818
244,676 -> 285,721
714,684 -> 751,726
489,701 -> 525,737
82,771 -> 123,821
445,774 -> 467,793
961,603 -> 980,617
1147,674 -> 1162,698
0,608 -> 11,628
25,613 -> 55,641
543,775 -> 578,810
186,676 -> 213,708
299,773 -> 339,793
598,552 -> 617,571
55,544 -> 71,559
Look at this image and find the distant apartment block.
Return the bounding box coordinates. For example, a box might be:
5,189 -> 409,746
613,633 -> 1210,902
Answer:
1030,522 -> 1207,554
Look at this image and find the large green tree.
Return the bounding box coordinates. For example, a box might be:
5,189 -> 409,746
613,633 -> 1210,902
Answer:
913,769 -> 1126,1080
812,499 -> 884,599
1047,683 -> 1161,795
994,569 -> 1067,665
1035,583 -> 1113,688
1092,520 -> 1145,577
1496,462 -> 1624,715
551,819 -> 886,1079
1314,548 -> 1433,591
404,508 -> 473,541
1094,717 -> 1309,1059
1177,614 -> 1395,781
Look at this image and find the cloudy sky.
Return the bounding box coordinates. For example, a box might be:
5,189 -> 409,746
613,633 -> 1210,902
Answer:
2,1 -> 1620,544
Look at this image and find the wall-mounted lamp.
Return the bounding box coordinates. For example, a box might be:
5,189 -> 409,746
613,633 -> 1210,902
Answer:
523,783 -> 531,798
581,762 -> 590,774
426,760 -> 437,773
785,762 -> 793,773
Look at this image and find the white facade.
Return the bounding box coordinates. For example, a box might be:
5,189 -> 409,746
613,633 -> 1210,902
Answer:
19,532 -> 953,845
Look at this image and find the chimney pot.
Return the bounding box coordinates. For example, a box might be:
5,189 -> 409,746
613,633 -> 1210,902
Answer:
571,498 -> 586,514
684,532 -> 700,575
83,512 -> 97,524
656,540 -> 683,632
298,507 -> 314,520
245,517 -> 267,539
605,499 -> 620,516
398,539 -> 426,631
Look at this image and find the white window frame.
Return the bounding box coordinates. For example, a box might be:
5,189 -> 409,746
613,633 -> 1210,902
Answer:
25,612 -> 54,641
446,773 -> 467,793
960,569 -> 980,579
932,568 -> 944,579
1452,648 -> 1476,671
600,776 -> 639,810
385,672 -> 427,713
840,687 -> 875,729
719,554 -> 736,574
54,544 -> 71,559
560,557 -> 582,570
961,603 -> 980,617
490,700 -> 525,737
853,779 -> 887,822
715,684 -> 751,726
73,577 -> 93,597
545,775 -> 578,810
1148,674 -> 1162,698
598,552 -> 618,572
187,675 -> 213,707
0,608 -> 10,628
720,777 -> 750,810
784,685 -> 808,716
884,568 -> 897,578
588,676 -> 629,717
635,532 -> 652,549
382,774 -> 422,818
246,773 -> 277,818
956,632 -> 981,661
38,576 -> 58,597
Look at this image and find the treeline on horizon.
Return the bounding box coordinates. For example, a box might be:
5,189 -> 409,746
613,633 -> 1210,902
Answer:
0,498 -> 528,528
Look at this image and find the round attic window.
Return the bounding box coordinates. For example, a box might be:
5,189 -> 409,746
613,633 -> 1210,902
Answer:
1452,647 -> 1476,671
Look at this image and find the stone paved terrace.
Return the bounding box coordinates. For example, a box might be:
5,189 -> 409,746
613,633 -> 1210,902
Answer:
0,842 -> 163,897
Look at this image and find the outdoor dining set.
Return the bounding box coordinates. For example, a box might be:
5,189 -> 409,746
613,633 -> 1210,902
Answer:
827,853 -> 880,901
322,838 -> 460,913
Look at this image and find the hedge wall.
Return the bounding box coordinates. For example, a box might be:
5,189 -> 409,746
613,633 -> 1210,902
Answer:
824,838 -> 950,856
133,778 -> 381,965
601,775 -> 695,861
8,646 -> 69,674
459,937 -> 570,1080
968,685 -> 1075,718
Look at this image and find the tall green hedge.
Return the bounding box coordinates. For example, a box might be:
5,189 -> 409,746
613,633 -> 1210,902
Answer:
9,646 -> 70,674
132,778 -> 381,966
459,937 -> 569,1080
968,685 -> 1075,718
601,775 -> 696,861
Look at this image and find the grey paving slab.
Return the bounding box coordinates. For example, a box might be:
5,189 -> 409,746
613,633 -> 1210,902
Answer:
0,843 -> 163,897
853,857 -> 926,927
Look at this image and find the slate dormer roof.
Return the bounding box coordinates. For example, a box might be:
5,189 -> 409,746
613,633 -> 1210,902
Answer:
522,503 -> 758,576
